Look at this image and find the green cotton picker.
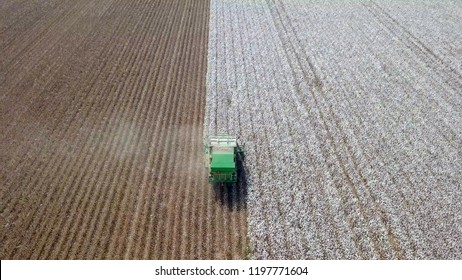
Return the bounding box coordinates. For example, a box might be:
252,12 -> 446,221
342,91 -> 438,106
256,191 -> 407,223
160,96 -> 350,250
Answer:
205,135 -> 245,186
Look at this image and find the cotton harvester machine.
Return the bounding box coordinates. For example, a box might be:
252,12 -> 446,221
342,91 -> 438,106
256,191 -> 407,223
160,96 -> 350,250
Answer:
205,135 -> 244,185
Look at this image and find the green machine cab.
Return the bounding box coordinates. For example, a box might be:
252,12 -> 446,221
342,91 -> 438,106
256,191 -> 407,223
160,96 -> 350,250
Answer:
205,135 -> 244,184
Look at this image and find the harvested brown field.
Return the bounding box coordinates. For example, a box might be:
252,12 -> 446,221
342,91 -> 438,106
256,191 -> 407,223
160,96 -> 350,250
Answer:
0,0 -> 247,259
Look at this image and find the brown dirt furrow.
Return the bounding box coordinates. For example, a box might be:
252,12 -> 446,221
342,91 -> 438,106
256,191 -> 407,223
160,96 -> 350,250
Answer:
62,1 -> 162,259
153,4 -> 193,259
91,1 -> 170,260
0,2 -> 118,218
162,0 -> 196,259
25,1 -> 135,259
110,0 -> 182,259
72,2 -> 164,259
183,0 -> 206,260
0,0 -> 117,259
176,0 -> 205,259
24,0 -> 155,260
0,0 -> 100,200
0,0 -> 88,97
1,1 -> 74,68
73,0 -> 163,258
40,2 -> 152,259
0,0 -> 64,52
127,1 -> 184,257
125,1 -> 190,259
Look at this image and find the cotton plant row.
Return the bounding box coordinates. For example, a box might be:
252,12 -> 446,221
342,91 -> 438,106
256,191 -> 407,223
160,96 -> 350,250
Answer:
278,0 -> 461,257
374,0 -> 462,74
205,0 -> 462,259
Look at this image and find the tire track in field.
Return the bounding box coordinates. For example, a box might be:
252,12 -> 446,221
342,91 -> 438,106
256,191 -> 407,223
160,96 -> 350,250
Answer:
249,2 -> 334,258
270,0 -> 412,259
306,1 -> 458,258
279,1 -> 398,258
321,19 -> 460,258
342,5 -> 461,257
364,1 -> 462,99
362,2 -> 461,148
267,0 -> 379,258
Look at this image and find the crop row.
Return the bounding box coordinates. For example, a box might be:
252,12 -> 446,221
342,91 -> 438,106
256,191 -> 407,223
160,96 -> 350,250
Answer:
206,0 -> 461,259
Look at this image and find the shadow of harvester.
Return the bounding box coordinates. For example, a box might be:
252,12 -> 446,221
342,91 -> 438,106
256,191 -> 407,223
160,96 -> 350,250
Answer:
212,158 -> 247,211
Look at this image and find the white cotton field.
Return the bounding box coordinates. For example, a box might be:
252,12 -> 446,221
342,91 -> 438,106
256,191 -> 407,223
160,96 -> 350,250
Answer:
204,0 -> 462,259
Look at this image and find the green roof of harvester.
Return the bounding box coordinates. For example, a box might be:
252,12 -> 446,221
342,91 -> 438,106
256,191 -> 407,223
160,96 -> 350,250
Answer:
211,150 -> 235,169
